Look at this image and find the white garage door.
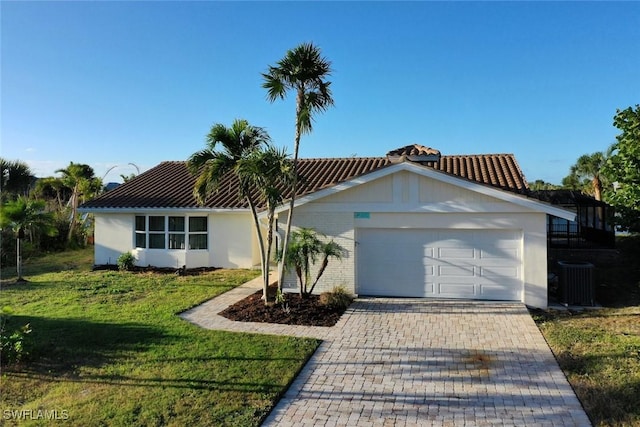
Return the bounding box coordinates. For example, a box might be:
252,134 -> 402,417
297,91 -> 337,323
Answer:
356,229 -> 522,301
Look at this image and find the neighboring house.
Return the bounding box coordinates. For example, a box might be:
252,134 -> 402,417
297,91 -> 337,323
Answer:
79,145 -> 575,308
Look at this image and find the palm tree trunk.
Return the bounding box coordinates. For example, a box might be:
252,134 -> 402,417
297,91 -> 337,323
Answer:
264,210 -> 276,302
67,184 -> 79,242
593,177 -> 603,201
16,236 -> 23,281
277,88 -> 304,293
308,257 -> 329,296
246,196 -> 269,303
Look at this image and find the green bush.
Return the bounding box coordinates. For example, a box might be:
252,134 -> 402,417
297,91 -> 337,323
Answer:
0,307 -> 32,365
117,252 -> 136,271
319,286 -> 354,311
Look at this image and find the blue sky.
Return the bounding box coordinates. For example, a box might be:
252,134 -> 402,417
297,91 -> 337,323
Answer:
2,1 -> 639,185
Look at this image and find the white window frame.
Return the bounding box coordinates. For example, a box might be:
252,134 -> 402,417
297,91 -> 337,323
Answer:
134,215 -> 208,250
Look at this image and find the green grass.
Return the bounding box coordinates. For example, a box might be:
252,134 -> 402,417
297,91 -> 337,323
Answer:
536,308 -> 640,426
0,248 -> 319,426
535,235 -> 640,427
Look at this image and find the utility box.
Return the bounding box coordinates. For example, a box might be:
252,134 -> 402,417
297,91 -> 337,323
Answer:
558,261 -> 595,306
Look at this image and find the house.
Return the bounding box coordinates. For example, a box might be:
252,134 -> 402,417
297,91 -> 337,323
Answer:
79,145 -> 575,308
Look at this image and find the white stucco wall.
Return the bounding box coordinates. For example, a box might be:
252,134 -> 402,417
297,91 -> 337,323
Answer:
94,213 -> 134,266
93,211 -> 255,269
209,212 -> 255,269
282,171 -> 551,308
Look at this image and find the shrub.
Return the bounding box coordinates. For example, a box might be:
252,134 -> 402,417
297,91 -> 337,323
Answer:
0,307 -> 32,366
117,252 -> 136,271
319,286 -> 354,311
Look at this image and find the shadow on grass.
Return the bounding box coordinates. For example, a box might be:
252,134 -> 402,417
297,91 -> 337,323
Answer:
3,315 -> 172,374
6,370 -> 284,393
556,351 -> 640,426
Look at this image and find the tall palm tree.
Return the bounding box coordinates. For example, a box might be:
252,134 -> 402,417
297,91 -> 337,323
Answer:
237,146 -> 293,300
262,42 -> 334,290
565,151 -> 610,201
188,119 -> 270,203
0,197 -> 57,282
56,162 -> 102,241
188,119 -> 280,302
34,177 -> 69,210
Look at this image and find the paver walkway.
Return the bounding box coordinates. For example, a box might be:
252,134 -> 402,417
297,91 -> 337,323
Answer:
180,277 -> 591,426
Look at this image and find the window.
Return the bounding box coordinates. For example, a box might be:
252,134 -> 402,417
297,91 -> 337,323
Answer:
135,216 -> 146,248
189,217 -> 208,249
134,215 -> 207,250
168,216 -> 185,249
148,216 -> 165,249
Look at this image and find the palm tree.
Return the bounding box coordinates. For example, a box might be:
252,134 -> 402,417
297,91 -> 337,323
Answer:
262,42 -> 334,291
564,151 -> 610,201
309,240 -> 344,295
279,228 -> 344,297
188,119 -> 280,302
55,162 -> 102,242
0,197 -> 57,282
0,158 -> 35,201
34,177 -> 68,210
237,146 -> 293,300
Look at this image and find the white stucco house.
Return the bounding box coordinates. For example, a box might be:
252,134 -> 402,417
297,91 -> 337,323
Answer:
79,145 -> 575,308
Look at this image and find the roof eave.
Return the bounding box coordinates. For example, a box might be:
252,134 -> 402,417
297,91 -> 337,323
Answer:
78,207 -> 251,214
276,162 -> 576,221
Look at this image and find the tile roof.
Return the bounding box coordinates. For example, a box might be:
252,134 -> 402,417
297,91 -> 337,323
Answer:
81,152 -> 529,210
387,144 -> 441,158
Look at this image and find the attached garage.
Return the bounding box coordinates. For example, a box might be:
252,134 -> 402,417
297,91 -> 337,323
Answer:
288,158 -> 576,308
356,228 -> 522,301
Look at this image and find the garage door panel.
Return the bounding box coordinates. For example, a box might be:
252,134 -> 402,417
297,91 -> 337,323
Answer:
438,247 -> 475,259
481,266 -> 520,279
357,228 -> 522,301
438,283 -> 477,298
438,265 -> 475,277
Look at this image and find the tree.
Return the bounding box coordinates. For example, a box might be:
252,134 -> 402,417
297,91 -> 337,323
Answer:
120,173 -> 137,183
55,162 -> 102,242
34,177 -> 69,210
563,151 -> 610,201
0,158 -> 35,201
0,197 -> 57,282
262,42 -> 334,290
237,146 -> 294,300
279,228 -> 345,297
188,119 -> 287,303
528,180 -> 560,191
604,105 -> 640,232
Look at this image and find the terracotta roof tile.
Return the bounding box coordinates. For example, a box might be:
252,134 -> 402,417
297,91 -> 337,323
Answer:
81,153 -> 529,210
387,144 -> 441,158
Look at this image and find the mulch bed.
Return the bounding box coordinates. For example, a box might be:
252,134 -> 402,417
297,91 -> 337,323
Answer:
219,289 -> 348,327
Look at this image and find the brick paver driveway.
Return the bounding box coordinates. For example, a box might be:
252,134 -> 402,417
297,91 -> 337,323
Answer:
261,298 -> 591,426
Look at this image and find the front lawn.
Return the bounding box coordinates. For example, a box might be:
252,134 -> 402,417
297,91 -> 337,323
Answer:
535,235 -> 640,426
535,307 -> 640,426
0,248 -> 319,426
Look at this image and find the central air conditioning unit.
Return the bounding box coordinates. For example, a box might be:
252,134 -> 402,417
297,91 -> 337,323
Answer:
558,261 -> 595,306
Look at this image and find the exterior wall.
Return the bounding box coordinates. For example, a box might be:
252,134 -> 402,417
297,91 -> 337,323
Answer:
94,213 -> 135,266
281,211 -> 355,295
93,211 -> 255,269
283,172 -> 550,307
209,212 -> 255,269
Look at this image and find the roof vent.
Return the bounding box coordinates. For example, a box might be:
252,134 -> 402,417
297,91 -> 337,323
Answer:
386,144 -> 441,163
